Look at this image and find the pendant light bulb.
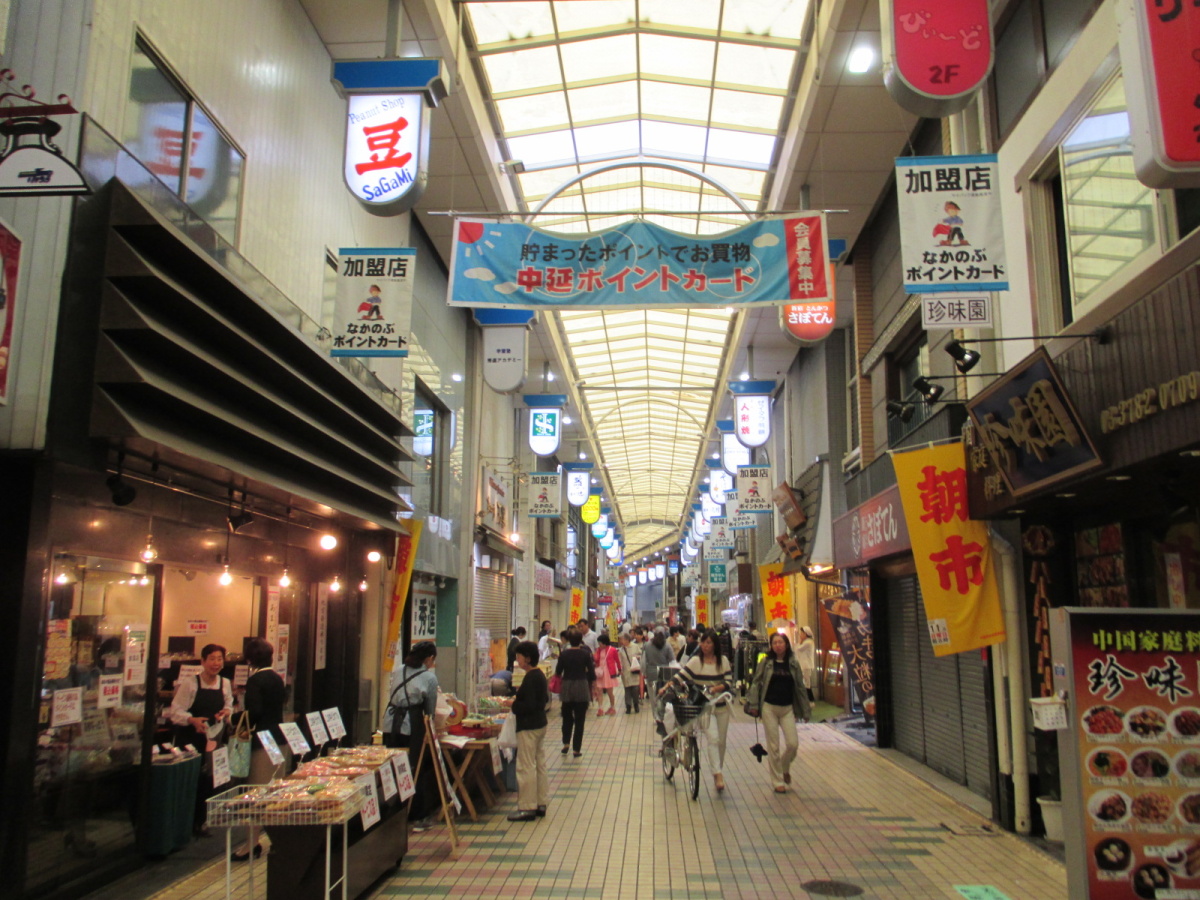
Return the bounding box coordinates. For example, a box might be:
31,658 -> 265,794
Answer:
55,573 -> 69,585
367,550 -> 382,563
358,577 -> 369,592
330,575 -> 342,593
279,568 -> 291,588
219,565 -> 233,587
140,537 -> 157,563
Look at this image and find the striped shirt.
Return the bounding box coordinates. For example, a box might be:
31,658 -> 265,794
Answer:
673,656 -> 732,706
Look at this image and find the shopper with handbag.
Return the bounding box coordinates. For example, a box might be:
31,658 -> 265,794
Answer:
504,641 -> 549,822
744,632 -> 812,793
617,633 -> 641,714
554,628 -> 596,757
593,633 -> 621,716
231,637 -> 287,860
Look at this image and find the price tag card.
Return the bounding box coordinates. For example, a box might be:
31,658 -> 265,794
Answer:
377,759 -> 398,800
233,664 -> 250,688
51,687 -> 83,727
257,730 -> 285,766
97,674 -> 123,709
211,745 -> 232,787
356,775 -> 381,829
123,645 -> 146,686
279,722 -> 311,756
321,707 -> 347,740
305,711 -> 330,747
392,754 -> 415,801
489,739 -> 502,775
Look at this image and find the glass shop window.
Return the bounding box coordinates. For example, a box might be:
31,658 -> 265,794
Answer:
124,38 -> 244,245
411,382 -> 447,517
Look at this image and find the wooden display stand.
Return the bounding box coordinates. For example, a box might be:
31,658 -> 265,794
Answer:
411,715 -> 460,851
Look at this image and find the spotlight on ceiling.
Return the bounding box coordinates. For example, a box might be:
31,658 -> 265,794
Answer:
912,377 -> 945,403
945,339 -> 982,374
319,534 -> 338,550
886,400 -> 915,423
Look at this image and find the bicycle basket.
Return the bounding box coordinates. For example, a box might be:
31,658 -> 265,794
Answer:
673,703 -> 704,725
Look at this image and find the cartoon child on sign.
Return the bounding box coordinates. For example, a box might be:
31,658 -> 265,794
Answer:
358,284 -> 384,320
747,481 -> 761,499
933,202 -> 969,247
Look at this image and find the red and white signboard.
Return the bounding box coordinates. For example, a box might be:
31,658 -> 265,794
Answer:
882,0 -> 995,118
1119,0 -> 1200,187
781,301 -> 836,343
343,94 -> 426,211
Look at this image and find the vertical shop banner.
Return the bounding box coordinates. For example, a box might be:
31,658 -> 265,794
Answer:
481,468 -> 512,534
695,593 -> 711,627
0,220 -> 19,403
332,247 -> 414,357
1052,609 -> 1200,900
411,581 -> 438,641
822,593 -> 876,716
896,155 -> 1008,293
448,214 -> 830,310
760,563 -> 795,628
1119,0 -> 1200,187
384,520 -> 423,672
893,443 -> 1006,656
736,466 -> 773,514
569,586 -> 585,625
315,592 -> 328,670
528,471 -> 562,517
275,624 -> 290,678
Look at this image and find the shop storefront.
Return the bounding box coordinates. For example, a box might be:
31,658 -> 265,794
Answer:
965,265 -> 1200,822
2,146 -> 410,899
834,482 -> 994,802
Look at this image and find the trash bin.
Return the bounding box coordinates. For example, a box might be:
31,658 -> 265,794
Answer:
140,755 -> 201,856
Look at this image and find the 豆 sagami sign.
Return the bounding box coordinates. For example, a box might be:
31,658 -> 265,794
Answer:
331,59 -> 447,215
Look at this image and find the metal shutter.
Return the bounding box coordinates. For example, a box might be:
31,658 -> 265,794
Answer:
915,582 -> 967,786
473,570 -> 511,640
888,577 -> 925,762
958,649 -> 992,799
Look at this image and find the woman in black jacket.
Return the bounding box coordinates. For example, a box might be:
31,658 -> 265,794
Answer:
554,628 -> 596,757
234,638 -> 287,859
505,640 -> 549,821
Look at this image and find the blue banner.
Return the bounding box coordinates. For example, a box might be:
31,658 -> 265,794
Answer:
447,215 -> 830,309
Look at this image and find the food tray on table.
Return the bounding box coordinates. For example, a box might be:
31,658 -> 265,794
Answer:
207,778 -> 365,827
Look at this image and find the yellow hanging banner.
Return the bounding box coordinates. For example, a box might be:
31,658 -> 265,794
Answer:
759,562 -> 795,629
892,443 -> 1006,657
569,586 -> 586,624
383,519 -> 423,672
695,593 -> 710,627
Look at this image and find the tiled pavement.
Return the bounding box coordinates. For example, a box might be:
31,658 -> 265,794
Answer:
103,709 -> 1067,900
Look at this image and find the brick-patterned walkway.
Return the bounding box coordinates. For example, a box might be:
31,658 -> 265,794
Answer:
101,711 -> 1067,900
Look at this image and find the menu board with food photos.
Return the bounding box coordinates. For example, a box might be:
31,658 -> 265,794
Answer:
1076,523 -> 1129,608
1052,608 -> 1200,899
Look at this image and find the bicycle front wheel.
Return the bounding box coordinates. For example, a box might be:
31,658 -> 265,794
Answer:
661,736 -> 676,780
685,735 -> 700,800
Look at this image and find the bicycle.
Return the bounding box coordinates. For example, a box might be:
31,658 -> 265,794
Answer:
659,685 -> 735,800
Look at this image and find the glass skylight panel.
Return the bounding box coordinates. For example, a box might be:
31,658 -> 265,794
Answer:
553,0 -> 635,34
720,0 -> 810,39
714,42 -> 796,90
710,89 -> 784,130
495,91 -> 571,134
567,81 -> 639,123
573,120 -> 641,158
560,34 -> 638,83
518,165 -> 582,200
642,185 -> 703,214
480,46 -> 563,93
706,128 -> 776,166
641,120 -> 708,158
639,34 -> 716,82
505,129 -> 578,166
641,0 -> 722,32
468,2 -> 556,45
640,82 -> 713,124
582,185 -> 642,213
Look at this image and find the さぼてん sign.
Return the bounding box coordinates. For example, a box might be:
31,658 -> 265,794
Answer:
448,215 -> 830,310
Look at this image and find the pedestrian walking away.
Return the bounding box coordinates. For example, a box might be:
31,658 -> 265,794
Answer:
555,628 -> 596,757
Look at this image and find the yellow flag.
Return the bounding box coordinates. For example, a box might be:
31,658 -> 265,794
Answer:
383,519 -> 423,672
893,443 -> 1006,657
569,586 -> 585,624
695,593 -> 710,627
759,562 -> 794,628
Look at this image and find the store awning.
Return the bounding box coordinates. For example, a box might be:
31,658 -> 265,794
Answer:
477,527 -> 525,561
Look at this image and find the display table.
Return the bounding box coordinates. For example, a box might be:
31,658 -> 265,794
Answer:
438,738 -> 503,821
140,755 -> 202,857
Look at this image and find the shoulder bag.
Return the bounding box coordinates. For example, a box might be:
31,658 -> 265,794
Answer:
227,710 -> 253,778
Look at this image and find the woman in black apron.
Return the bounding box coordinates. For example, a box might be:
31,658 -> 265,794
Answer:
382,642 -> 439,829
166,644 -> 232,836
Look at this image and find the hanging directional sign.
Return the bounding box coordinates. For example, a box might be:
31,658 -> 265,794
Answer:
708,466 -> 733,505
693,507 -> 711,536
564,463 -> 592,506
711,518 -> 735,550
704,540 -> 725,562
591,512 -> 609,538
736,466 -> 773,514
525,394 -> 566,457
708,562 -> 728,587
700,488 -> 722,521
719,420 -> 752,475
475,308 -> 535,393
527,471 -> 562,518
581,489 -> 602,524
730,381 -> 775,449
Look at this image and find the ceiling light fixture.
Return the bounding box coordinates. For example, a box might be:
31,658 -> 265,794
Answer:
279,568 -> 291,588
219,565 -> 233,587
367,550 -> 382,563
847,46 -> 875,73
359,577 -> 369,592
320,534 -> 338,550
330,575 -> 342,593
451,372 -> 463,382
140,536 -> 158,563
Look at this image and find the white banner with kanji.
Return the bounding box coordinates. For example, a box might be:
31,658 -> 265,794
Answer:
333,248 -> 414,357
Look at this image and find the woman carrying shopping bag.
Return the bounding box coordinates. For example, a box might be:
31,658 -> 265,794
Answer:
745,632 -> 812,793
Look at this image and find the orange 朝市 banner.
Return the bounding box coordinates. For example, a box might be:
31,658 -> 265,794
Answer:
759,562 -> 795,629
695,593 -> 710,627
569,586 -> 585,625
384,519 -> 423,672
892,443 -> 1005,657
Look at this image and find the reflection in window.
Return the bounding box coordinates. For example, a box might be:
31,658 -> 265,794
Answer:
1059,75 -> 1157,307
124,39 -> 244,245
410,386 -> 444,516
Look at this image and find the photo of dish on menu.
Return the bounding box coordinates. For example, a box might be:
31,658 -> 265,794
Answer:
1069,610 -> 1200,899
